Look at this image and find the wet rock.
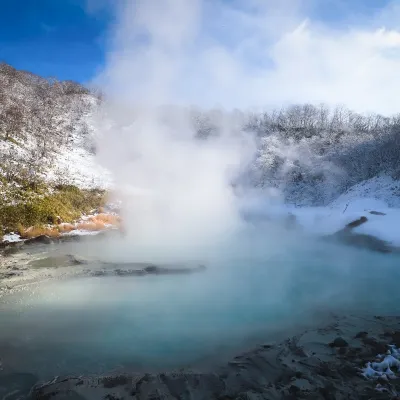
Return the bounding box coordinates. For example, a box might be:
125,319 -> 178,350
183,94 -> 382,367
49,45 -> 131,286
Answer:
0,241 -> 24,257
344,216 -> 368,230
369,211 -> 386,216
329,231 -> 394,253
0,271 -> 22,279
66,255 -> 88,266
323,215 -> 394,253
354,331 -> 368,339
329,337 -> 348,348
25,235 -> 54,245
100,375 -> 130,388
361,337 -> 387,355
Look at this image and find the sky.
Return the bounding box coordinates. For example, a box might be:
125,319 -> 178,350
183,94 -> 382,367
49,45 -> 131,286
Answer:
1,0 -> 400,113
0,0 -> 112,83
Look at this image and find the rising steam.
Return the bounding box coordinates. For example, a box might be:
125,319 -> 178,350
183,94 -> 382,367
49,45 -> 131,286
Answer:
93,0 -> 256,262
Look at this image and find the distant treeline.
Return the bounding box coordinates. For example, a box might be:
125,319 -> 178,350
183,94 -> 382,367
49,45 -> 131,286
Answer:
1,62 -> 399,205
192,104 -> 400,205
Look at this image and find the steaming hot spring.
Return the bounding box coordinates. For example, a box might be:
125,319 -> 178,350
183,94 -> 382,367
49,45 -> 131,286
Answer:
1,216 -> 400,382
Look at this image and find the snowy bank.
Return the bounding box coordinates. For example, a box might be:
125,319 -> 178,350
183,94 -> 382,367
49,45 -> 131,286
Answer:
241,175 -> 400,248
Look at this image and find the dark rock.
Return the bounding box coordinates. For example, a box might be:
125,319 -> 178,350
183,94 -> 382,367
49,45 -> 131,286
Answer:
345,216 -> 368,230
100,375 -> 130,388
66,255 -> 87,266
143,265 -> 158,274
329,337 -> 348,348
369,211 -> 386,216
319,383 -> 336,400
104,395 -> 121,400
362,337 -> 387,355
25,235 -> 54,245
91,270 -> 107,277
1,241 -> 24,256
354,331 -> 368,339
289,384 -> 300,394
382,330 -> 400,347
333,232 -> 393,253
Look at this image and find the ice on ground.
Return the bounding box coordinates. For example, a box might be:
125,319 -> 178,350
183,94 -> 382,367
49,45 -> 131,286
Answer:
330,175 -> 400,208
48,145 -> 113,190
61,229 -> 103,237
241,175 -> 400,247
362,345 -> 400,380
2,233 -> 22,243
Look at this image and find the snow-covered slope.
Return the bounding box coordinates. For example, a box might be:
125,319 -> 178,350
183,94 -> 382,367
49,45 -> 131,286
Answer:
241,175 -> 400,247
0,63 -> 112,192
330,176 -> 400,209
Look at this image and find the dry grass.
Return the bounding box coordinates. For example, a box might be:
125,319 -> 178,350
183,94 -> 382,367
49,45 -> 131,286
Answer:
76,221 -> 107,231
19,226 -> 61,239
88,213 -> 121,226
58,223 -> 76,233
13,212 -> 122,241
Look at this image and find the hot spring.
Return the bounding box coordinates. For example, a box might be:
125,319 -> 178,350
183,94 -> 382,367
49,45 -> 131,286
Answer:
1,226 -> 400,384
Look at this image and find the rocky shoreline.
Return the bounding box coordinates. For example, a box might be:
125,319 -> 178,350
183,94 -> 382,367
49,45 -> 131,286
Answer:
0,240 -> 206,300
25,314 -> 400,400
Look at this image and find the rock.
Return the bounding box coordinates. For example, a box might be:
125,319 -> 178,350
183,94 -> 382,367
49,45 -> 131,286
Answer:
339,233 -> 393,253
361,337 -> 387,355
329,337 -> 349,348
323,216 -> 397,253
369,211 -> 386,216
100,375 -> 130,388
24,235 -> 54,245
1,242 -> 24,257
66,255 -> 88,266
326,229 -> 394,253
354,331 -> 368,339
344,216 -> 368,230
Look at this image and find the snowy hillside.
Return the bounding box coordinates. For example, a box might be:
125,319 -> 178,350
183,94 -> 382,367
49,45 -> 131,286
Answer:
241,174 -> 400,247
0,62 -> 111,195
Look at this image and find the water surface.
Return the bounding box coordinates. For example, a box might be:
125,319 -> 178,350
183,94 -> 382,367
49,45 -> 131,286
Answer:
1,232 -> 400,381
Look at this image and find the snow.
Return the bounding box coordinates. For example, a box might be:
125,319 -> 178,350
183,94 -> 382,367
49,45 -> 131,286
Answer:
330,175 -> 400,208
2,233 -> 22,243
61,229 -> 103,237
362,345 -> 400,380
241,175 -> 400,247
48,145 -> 113,190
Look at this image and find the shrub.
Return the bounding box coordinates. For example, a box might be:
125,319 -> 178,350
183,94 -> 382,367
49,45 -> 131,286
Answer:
0,185 -> 107,232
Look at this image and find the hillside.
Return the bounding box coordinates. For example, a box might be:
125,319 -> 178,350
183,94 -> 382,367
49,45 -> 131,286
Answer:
2,62 -> 400,247
0,63 -> 114,238
0,62 -> 112,191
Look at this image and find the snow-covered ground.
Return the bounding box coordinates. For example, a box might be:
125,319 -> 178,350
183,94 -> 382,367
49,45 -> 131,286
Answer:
241,175 -> 400,246
48,144 -> 113,190
2,233 -> 21,243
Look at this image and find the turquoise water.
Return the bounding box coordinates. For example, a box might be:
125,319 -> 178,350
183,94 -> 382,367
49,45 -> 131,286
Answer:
1,232 -> 400,380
